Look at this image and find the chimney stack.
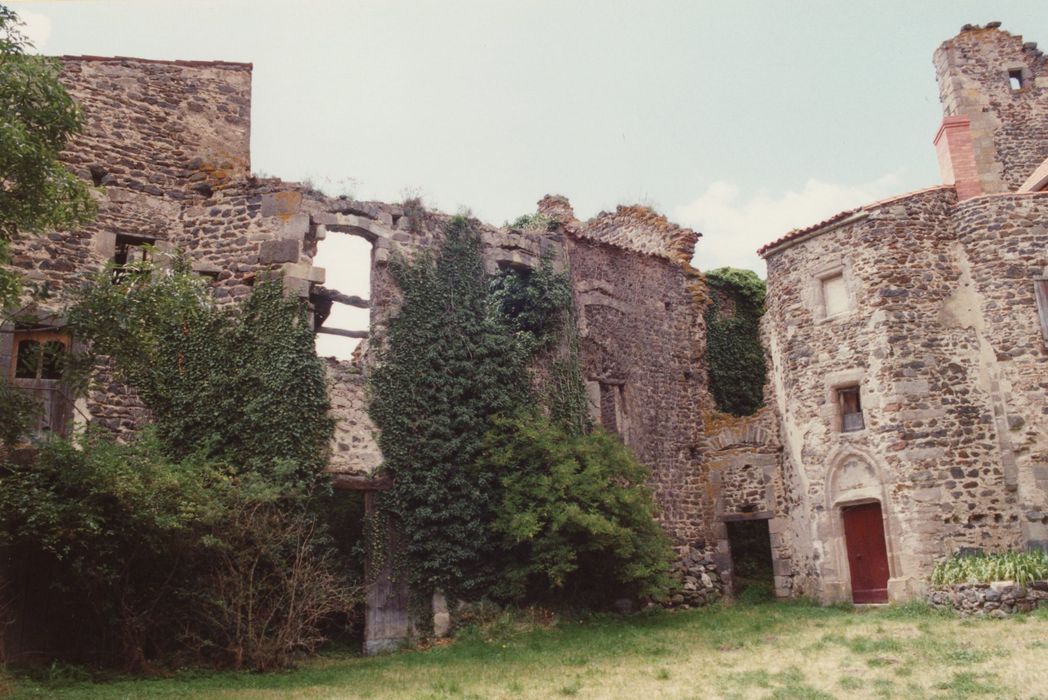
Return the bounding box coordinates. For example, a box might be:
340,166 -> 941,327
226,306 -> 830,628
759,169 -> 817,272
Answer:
933,116 -> 983,201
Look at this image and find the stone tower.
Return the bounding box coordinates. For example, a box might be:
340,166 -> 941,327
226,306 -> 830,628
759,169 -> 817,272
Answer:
933,23 -> 1048,197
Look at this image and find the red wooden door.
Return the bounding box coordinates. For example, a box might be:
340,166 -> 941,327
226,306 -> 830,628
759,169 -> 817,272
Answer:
842,502 -> 890,603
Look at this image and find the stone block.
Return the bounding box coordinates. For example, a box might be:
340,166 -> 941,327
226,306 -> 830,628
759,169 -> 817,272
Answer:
259,239 -> 300,264
281,213 -> 311,240
260,190 -> 303,218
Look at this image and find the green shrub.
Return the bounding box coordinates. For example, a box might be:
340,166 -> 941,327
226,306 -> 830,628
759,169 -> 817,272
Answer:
931,550 -> 1048,586
484,411 -> 674,606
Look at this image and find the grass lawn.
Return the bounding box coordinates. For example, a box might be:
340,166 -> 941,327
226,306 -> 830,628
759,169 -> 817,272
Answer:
4,600 -> 1048,699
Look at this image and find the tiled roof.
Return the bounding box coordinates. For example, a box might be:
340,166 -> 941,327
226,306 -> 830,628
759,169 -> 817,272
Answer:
757,185 -> 955,258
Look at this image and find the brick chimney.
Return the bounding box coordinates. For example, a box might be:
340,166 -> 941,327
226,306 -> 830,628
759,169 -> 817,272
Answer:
933,116 -> 983,200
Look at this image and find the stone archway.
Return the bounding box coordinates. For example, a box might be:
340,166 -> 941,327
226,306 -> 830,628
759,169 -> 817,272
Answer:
820,447 -> 907,603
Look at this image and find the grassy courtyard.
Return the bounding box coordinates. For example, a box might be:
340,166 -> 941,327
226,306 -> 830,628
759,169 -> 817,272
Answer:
5,600 -> 1048,699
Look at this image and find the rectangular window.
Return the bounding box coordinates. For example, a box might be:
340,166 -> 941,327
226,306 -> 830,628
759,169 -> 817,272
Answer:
822,273 -> 849,318
838,386 -> 864,432
9,329 -> 72,438
1009,69 -> 1024,91
112,234 -> 154,281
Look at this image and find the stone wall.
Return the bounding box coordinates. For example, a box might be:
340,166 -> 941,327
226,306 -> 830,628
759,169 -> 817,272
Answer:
760,186 -> 1036,601
952,192 -> 1048,549
929,580 -> 1048,616
935,25 -> 1048,193
566,232 -> 710,548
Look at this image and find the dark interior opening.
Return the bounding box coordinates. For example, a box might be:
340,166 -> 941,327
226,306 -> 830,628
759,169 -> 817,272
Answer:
314,489 -> 367,649
727,518 -> 775,601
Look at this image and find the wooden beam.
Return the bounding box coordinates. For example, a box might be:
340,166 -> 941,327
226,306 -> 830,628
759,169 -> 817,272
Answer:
317,326 -> 368,339
313,285 -> 370,308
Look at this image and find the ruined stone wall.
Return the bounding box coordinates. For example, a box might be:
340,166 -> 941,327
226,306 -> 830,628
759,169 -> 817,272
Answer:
761,187 -> 1032,601
573,205 -> 699,263
935,25 -> 1048,193
566,236 -> 710,548
953,192 -> 1048,549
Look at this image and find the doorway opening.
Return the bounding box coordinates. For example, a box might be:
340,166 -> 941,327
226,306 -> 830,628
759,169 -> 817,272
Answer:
726,518 -> 775,601
841,501 -> 890,603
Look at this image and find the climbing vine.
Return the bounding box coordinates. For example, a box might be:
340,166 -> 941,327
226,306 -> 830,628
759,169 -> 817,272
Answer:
704,267 -> 767,417
370,217 -> 671,606
369,217 -> 532,599
68,259 -> 334,485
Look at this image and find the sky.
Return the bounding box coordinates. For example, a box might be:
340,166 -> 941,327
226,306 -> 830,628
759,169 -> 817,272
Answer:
10,0 -> 1048,355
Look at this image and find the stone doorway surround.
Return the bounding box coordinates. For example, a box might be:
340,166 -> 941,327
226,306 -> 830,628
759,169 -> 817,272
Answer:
820,446 -> 913,603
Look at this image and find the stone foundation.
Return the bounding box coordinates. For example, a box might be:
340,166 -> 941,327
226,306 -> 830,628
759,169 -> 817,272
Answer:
667,545 -> 725,607
929,580 -> 1048,616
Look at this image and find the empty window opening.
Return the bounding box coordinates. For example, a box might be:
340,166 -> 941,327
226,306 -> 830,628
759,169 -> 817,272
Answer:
726,518 -> 775,600
598,382 -> 627,437
1009,69 -> 1024,90
821,272 -> 849,318
112,234 -> 154,281
313,234 -> 372,361
838,385 -> 865,432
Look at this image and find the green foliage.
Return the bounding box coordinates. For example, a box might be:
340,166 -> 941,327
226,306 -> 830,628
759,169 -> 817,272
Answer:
484,411 -> 674,605
67,260 -> 333,484
0,376 -> 38,447
490,257 -> 573,353
931,550 -> 1048,586
704,267 -> 767,416
371,216 -> 670,607
369,217 -> 531,598
0,431 -> 355,670
0,5 -> 96,309
508,212 -> 555,232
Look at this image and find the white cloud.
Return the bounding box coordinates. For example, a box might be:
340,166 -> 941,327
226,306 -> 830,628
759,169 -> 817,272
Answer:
675,173 -> 904,276
16,9 -> 52,52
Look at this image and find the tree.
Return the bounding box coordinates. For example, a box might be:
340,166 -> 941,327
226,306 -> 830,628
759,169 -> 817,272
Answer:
0,4 -> 96,310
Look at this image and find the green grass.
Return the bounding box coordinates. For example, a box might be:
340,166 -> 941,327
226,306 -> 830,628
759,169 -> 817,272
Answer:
4,600 -> 1048,699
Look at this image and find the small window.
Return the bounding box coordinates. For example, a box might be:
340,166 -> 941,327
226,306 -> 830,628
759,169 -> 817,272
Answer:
1009,69 -> 1024,91
838,386 -> 864,432
113,234 -> 154,281
822,272 -> 850,318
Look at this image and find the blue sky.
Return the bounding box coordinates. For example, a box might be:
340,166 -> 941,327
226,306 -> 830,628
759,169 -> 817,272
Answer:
11,0 -> 1048,354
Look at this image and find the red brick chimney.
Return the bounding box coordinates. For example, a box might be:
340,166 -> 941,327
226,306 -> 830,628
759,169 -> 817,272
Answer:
933,116 -> 983,200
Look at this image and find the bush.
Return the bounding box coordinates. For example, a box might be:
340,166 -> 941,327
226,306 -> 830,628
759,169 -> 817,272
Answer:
0,432 -> 357,670
931,550 -> 1048,586
483,411 -> 674,606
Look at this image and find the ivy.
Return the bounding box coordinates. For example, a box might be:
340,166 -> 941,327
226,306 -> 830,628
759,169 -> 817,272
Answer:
370,216 -> 670,607
704,267 -> 767,417
369,217 -> 531,598
67,259 -> 334,485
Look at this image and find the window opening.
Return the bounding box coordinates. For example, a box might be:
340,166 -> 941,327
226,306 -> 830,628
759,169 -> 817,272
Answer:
8,329 -> 72,438
838,386 -> 864,432
313,234 -> 372,360
112,234 -> 154,281
1009,69 -> 1024,91
821,272 -> 849,318
14,338 -> 66,380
